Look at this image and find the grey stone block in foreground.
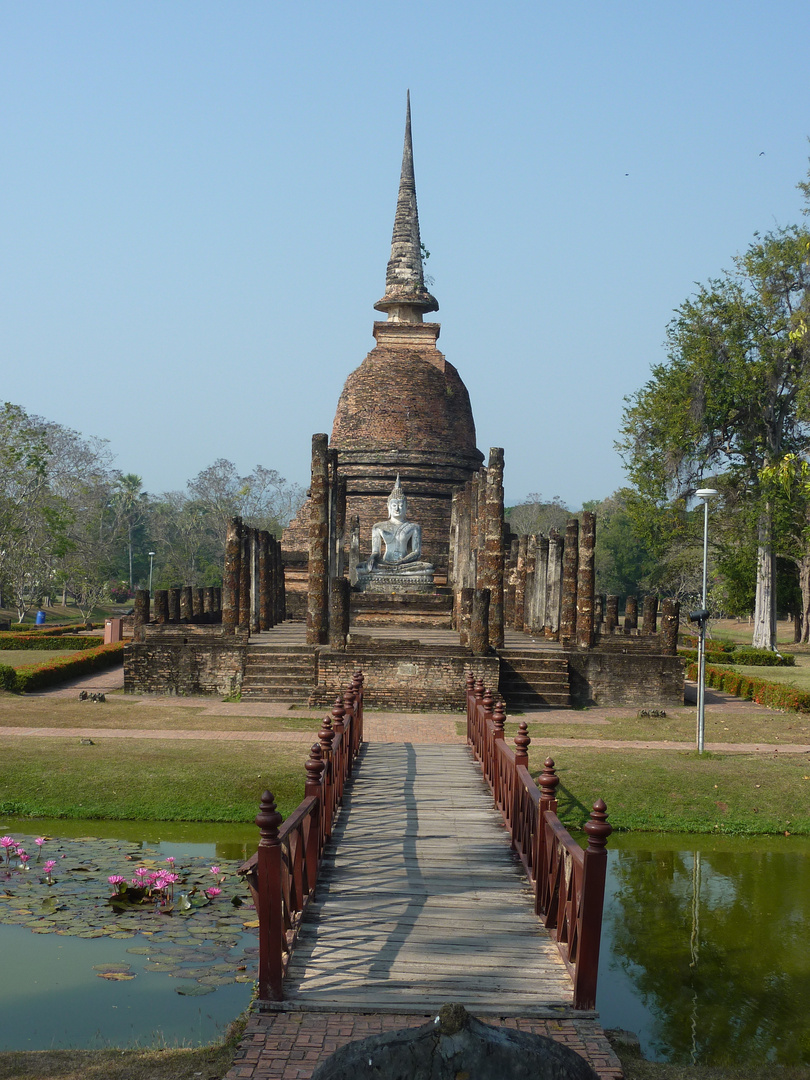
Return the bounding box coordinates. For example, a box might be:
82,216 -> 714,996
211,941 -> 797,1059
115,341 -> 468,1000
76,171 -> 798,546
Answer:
311,1003 -> 600,1080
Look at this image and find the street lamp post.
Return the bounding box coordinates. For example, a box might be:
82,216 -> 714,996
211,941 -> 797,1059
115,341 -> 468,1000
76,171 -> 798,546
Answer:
695,489 -> 719,754
148,551 -> 156,599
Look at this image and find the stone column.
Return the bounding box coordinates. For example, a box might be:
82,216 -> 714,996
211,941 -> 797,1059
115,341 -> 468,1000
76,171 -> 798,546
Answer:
448,489 -> 460,591
533,535 -> 549,635
328,448 -> 339,583
153,590 -> 169,624
470,472 -> 481,589
660,599 -> 680,655
605,595 -> 619,634
524,535 -> 537,634
329,577 -> 350,649
624,596 -> 638,632
594,593 -> 605,633
575,511 -> 596,650
335,476 -> 347,580
459,586 -> 474,648
545,531 -> 563,639
481,448 -> 505,650
348,515 -> 360,588
307,433 -> 330,645
560,518 -> 579,642
505,537 -> 518,628
222,517 -> 241,632
515,534 -> 528,632
168,588 -> 181,623
180,586 -> 193,623
470,588 -> 490,656
238,529 -> 251,631
192,587 -> 205,620
258,531 -> 271,631
275,541 -> 286,623
642,595 -> 659,635
248,528 -> 260,634
205,586 -> 216,624
133,589 -> 150,642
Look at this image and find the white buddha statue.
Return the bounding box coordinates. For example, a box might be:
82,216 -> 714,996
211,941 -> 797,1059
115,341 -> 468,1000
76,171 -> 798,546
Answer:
356,477 -> 434,588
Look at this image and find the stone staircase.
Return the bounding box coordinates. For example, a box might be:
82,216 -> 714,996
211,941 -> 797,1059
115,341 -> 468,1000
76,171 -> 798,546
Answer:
241,640 -> 317,702
497,649 -> 571,709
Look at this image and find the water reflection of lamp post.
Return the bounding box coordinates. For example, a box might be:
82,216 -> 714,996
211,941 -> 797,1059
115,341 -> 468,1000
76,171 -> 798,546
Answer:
148,551 -> 155,599
694,489 -> 719,755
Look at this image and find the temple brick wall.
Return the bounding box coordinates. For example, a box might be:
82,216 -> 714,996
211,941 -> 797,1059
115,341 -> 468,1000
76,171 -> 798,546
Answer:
310,648 -> 499,711
124,626 -> 248,696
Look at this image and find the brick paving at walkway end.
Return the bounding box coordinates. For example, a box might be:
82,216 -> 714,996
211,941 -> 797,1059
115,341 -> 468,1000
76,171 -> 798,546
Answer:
224,1009 -> 623,1080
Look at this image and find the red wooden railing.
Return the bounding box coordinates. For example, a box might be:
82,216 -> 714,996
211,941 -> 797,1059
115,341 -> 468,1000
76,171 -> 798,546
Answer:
240,671 -> 364,1001
465,672 -> 611,1011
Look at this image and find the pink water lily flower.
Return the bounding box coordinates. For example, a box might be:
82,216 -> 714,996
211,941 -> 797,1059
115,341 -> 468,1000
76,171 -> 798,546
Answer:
206,886 -> 222,899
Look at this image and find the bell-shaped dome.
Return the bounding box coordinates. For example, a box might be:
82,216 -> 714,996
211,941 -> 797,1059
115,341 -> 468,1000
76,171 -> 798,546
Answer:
331,345 -> 479,460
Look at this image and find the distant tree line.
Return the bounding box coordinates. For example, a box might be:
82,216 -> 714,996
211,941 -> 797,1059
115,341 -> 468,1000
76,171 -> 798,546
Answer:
0,402 -> 305,622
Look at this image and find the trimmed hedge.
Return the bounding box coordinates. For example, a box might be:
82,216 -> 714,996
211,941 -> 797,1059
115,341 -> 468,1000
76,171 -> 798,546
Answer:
0,635 -> 104,651
0,643 -> 124,693
686,661 -> 810,713
0,622 -> 100,636
679,647 -> 795,666
680,635 -> 736,652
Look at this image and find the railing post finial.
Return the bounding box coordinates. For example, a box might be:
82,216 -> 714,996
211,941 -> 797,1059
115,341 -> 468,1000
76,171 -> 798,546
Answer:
482,687 -> 494,718
514,720 -> 530,766
583,798 -> 612,851
255,790 -> 283,845
492,699 -> 506,738
305,743 -> 325,793
319,715 -> 335,758
539,757 -> 559,801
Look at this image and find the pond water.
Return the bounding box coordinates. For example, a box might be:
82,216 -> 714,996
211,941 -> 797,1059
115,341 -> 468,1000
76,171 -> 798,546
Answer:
0,818 -> 258,1050
3,820 -> 809,1063
597,833 -> 810,1066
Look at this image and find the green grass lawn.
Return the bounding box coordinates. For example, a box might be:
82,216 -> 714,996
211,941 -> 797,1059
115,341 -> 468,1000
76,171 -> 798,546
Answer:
0,733 -> 310,821
0,692 -> 324,732
528,745 -> 810,835
460,706 -> 810,745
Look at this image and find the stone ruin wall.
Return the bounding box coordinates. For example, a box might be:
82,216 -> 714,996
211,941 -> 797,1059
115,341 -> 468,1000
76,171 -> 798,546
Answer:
124,517 -> 285,695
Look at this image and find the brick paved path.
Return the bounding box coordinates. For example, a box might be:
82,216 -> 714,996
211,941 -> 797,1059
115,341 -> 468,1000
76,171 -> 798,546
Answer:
225,1011 -> 622,1080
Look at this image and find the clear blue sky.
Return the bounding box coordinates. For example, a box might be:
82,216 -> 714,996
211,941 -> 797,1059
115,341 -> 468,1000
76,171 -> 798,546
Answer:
3,1 -> 809,509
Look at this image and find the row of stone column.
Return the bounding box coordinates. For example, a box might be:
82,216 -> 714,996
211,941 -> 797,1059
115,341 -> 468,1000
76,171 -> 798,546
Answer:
306,433 -> 348,647
502,514 -> 595,646
221,517 -> 286,634
448,448 -> 506,651
133,586 -> 221,640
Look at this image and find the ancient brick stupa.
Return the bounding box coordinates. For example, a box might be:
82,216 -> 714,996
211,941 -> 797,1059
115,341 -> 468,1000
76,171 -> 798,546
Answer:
330,94 -> 483,572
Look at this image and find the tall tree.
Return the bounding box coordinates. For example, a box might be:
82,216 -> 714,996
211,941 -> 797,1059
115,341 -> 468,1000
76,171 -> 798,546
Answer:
619,224 -> 810,649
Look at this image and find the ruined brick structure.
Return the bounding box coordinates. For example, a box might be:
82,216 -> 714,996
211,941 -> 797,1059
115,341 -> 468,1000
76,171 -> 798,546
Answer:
283,94 -> 483,582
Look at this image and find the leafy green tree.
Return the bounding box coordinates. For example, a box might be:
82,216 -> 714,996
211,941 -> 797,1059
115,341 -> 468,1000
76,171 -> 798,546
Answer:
619,224 -> 810,649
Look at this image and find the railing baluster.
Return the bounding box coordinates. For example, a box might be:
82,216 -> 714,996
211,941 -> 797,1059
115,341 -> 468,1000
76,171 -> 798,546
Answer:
255,790 -> 284,1002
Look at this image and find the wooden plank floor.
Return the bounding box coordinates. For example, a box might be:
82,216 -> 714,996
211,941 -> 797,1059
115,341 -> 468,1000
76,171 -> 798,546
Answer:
283,743 -> 576,1015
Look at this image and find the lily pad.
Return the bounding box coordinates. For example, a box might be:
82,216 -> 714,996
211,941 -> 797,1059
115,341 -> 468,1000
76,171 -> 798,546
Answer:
93,964 -> 132,973
126,946 -> 153,955
97,971 -> 136,980
198,974 -> 236,986
174,982 -> 215,996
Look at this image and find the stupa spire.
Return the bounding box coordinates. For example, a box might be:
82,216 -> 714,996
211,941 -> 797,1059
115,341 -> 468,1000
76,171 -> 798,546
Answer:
374,91 -> 439,324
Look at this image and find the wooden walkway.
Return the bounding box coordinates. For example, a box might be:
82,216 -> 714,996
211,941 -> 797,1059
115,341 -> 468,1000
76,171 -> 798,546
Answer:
283,742 -> 576,1015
